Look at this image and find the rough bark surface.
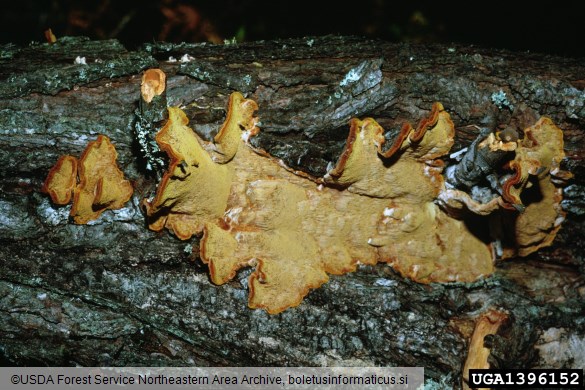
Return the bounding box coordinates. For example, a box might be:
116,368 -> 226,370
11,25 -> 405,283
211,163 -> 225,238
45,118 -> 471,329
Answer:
0,36 -> 584,387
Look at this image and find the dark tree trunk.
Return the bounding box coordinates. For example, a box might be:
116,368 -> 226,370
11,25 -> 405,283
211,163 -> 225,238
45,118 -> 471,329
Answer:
0,36 -> 583,388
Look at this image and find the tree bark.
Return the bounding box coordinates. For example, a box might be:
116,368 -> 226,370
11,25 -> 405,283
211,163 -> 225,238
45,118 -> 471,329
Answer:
0,36 -> 583,387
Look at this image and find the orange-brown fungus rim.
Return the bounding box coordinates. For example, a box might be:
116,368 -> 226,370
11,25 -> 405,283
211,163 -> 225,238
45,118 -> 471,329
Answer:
501,161 -> 524,206
199,228 -> 236,284
214,93 -> 260,145
327,118 -> 362,179
378,122 -> 411,159
329,102 -> 446,179
214,93 -> 238,145
247,258 -> 325,315
155,113 -> 185,161
145,109 -> 189,213
409,102 -> 443,142
378,102 -> 444,159
75,135 -> 111,193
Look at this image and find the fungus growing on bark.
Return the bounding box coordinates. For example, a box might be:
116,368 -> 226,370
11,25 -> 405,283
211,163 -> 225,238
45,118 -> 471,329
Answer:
141,92 -> 257,240
502,118 -> 566,208
462,309 -> 509,390
44,28 -> 57,44
43,135 -> 133,224
324,104 -> 494,283
213,93 -> 259,163
142,81 -> 570,313
499,117 -> 571,258
43,155 -> 77,205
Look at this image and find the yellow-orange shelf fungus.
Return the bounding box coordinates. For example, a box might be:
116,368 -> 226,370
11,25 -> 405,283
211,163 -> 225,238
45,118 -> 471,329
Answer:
72,135 -> 134,223
213,92 -> 260,163
145,96 -> 498,313
462,309 -> 509,390
43,135 -> 133,224
438,116 -> 570,262
500,117 -> 572,258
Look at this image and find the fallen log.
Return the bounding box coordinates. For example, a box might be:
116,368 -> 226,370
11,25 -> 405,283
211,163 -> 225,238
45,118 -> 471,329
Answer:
0,35 -> 583,388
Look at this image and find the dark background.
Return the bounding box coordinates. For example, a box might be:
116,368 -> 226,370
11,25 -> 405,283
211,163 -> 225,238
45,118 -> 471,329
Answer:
1,0 -> 584,57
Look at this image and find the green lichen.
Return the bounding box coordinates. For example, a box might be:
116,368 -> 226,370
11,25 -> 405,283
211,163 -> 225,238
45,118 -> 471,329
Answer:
134,94 -> 167,179
491,90 -> 514,111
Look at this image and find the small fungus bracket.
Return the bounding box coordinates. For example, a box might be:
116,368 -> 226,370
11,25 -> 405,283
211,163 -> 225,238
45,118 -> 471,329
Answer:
462,309 -> 509,390
502,118 -> 569,208
43,135 -> 133,224
500,118 -> 572,258
140,68 -> 166,104
42,155 -> 77,205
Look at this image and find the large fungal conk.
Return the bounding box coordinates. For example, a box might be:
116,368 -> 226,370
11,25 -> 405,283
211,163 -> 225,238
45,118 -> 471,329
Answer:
138,70 -> 571,313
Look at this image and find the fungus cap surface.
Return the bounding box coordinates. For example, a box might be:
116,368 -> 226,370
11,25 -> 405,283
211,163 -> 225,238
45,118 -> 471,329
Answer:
141,69 -> 166,103
42,155 -> 78,205
43,135 -> 133,224
71,135 -> 134,223
142,93 -> 258,240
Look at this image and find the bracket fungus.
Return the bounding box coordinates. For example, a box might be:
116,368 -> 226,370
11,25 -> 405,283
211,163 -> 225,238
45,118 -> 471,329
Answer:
323,104 -> 495,284
43,135 -> 133,224
136,65 -> 571,313
500,118 -> 571,258
142,92 -> 259,240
